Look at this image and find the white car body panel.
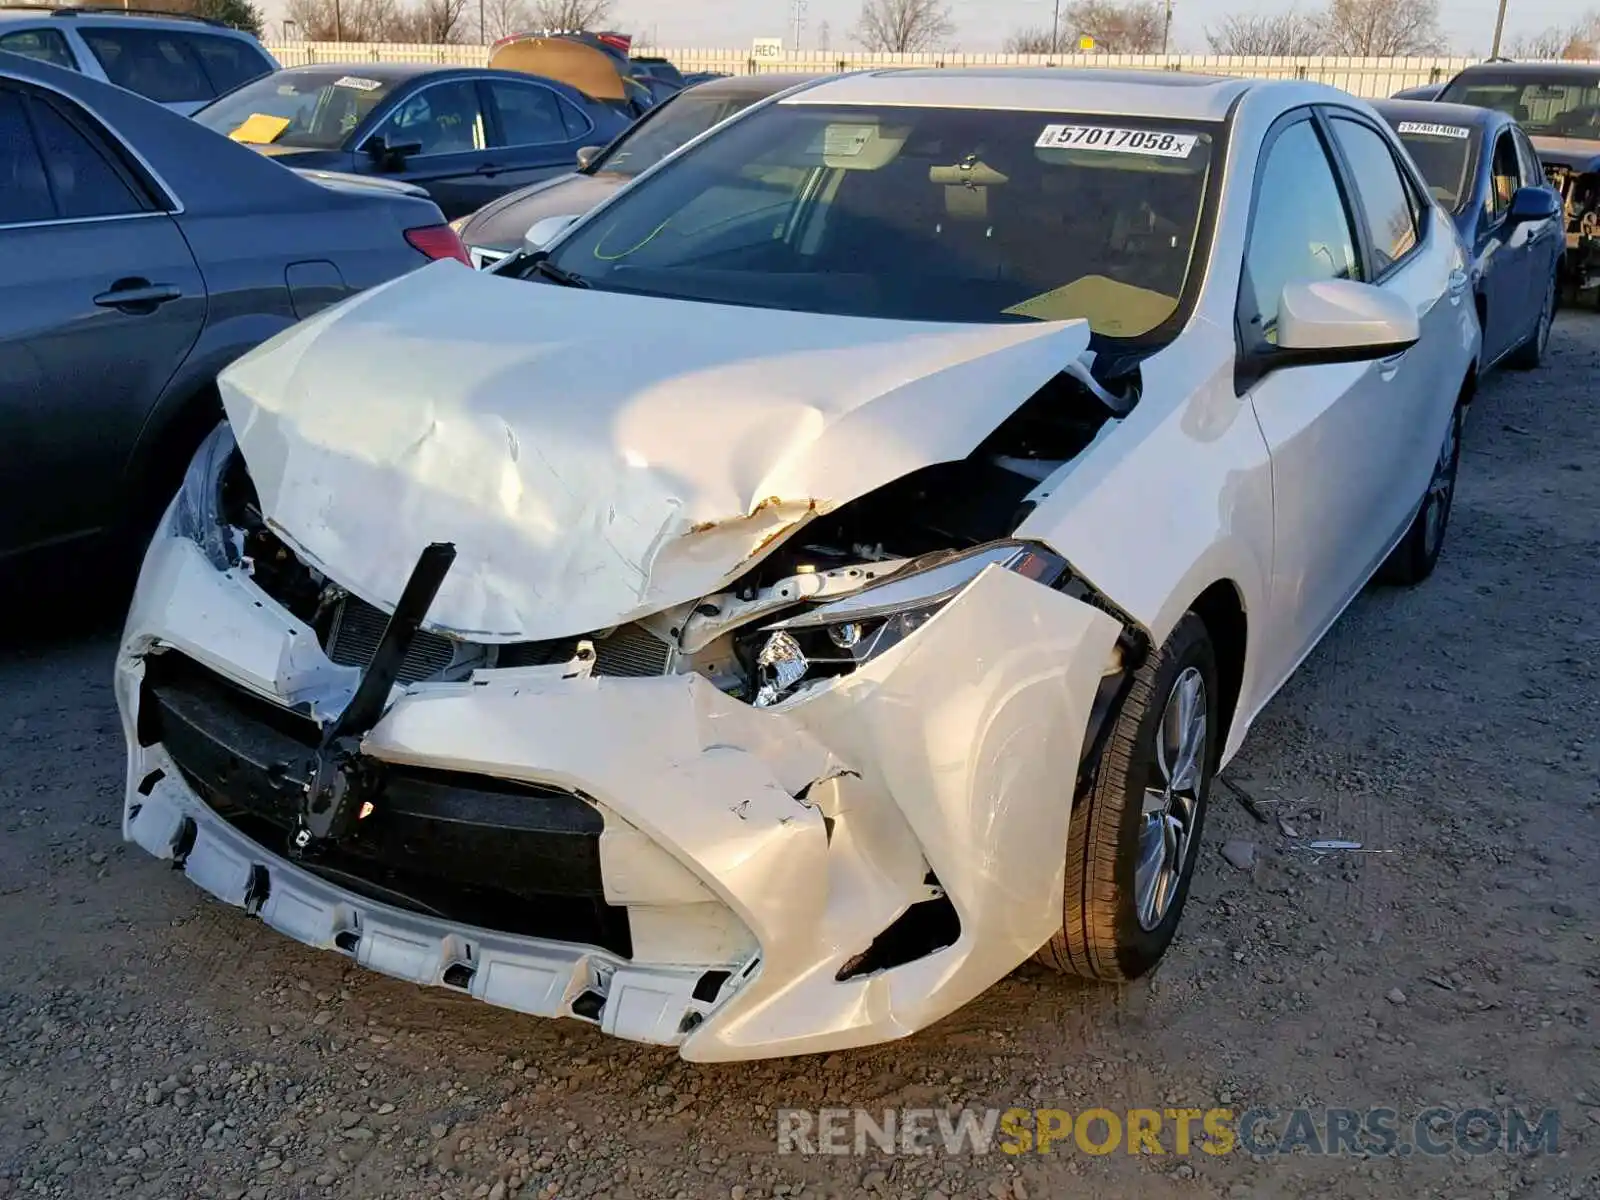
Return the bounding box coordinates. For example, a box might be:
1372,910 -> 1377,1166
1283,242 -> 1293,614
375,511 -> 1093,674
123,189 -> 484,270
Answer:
115,70 -> 1481,1058
221,262 -> 1091,641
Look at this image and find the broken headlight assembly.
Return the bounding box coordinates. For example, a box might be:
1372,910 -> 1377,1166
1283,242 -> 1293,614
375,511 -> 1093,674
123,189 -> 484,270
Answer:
170,421 -> 238,570
746,541 -> 1070,707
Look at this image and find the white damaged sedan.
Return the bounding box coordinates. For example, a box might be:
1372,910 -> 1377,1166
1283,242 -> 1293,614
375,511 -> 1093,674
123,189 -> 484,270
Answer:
116,69 -> 1479,1060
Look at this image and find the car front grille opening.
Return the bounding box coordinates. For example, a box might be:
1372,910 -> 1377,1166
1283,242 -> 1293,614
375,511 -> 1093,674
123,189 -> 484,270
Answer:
324,594 -> 465,684
323,594 -> 675,685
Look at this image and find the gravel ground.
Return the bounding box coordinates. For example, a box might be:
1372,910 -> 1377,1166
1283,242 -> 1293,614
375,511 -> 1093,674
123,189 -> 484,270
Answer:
2,316 -> 1598,1200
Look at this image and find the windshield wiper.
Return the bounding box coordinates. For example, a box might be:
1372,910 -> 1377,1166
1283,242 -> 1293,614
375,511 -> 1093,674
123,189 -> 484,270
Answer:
528,257 -> 590,288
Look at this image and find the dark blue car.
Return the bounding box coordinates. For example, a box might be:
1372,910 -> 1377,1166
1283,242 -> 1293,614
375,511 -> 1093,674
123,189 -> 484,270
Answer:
191,62 -> 633,220
1374,99 -> 1565,371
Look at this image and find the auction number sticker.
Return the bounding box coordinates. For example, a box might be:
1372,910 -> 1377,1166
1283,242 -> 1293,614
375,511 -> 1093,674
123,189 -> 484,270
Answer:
334,75 -> 383,91
1396,121 -> 1470,139
1037,124 -> 1198,157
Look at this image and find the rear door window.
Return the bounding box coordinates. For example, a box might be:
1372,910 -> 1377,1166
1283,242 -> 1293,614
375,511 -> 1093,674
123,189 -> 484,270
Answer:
0,28 -> 76,69
486,79 -> 569,147
0,88 -> 53,225
80,27 -> 214,105
182,32 -> 273,96
28,93 -> 146,219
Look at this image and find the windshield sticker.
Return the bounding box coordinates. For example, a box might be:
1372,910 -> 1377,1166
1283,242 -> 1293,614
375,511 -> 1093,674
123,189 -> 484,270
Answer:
823,124 -> 876,157
333,75 -> 383,91
1396,121 -> 1470,139
1036,124 -> 1198,158
228,112 -> 291,145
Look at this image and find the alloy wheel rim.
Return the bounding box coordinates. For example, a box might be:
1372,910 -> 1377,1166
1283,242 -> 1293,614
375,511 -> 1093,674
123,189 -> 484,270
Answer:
1135,666 -> 1208,931
1422,409 -> 1460,557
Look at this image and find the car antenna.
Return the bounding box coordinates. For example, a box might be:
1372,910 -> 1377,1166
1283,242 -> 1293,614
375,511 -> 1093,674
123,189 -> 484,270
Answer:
290,541 -> 457,856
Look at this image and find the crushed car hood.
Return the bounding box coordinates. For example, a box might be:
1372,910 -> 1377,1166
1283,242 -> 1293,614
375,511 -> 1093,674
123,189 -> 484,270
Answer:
217,262 -> 1091,641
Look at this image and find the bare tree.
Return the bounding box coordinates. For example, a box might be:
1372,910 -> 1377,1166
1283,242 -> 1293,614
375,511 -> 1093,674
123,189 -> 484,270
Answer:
854,0 -> 954,52
1062,0 -> 1165,53
525,0 -> 611,30
1004,26 -> 1058,53
285,0 -> 402,41
391,0 -> 470,41
1206,10 -> 1326,54
1506,27 -> 1571,58
1321,0 -> 1444,55
470,0 -> 528,40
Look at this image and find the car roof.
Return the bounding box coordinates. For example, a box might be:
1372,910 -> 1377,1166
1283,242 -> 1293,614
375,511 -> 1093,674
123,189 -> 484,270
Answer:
0,5 -> 249,34
274,61 -> 468,82
1370,98 -> 1503,131
690,71 -> 824,99
1447,61 -> 1600,82
779,68 -> 1260,121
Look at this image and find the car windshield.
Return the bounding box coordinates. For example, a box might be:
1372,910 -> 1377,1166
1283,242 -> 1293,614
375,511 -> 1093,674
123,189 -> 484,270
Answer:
540,103 -> 1218,337
193,69 -> 400,149
594,90 -> 766,177
1386,120 -> 1475,211
1438,72 -> 1600,139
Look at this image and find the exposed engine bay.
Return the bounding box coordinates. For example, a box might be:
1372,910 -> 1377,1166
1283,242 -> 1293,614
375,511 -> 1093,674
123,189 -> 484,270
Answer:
1544,159 -> 1600,290
222,364 -> 1127,708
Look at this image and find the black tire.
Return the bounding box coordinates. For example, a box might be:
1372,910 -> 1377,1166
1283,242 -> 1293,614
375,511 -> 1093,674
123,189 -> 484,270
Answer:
1036,612 -> 1218,982
1378,399 -> 1463,587
1506,270 -> 1556,371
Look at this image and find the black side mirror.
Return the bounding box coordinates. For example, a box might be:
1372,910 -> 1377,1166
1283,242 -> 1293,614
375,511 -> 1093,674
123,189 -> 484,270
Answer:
1508,185 -> 1562,224
361,132 -> 423,171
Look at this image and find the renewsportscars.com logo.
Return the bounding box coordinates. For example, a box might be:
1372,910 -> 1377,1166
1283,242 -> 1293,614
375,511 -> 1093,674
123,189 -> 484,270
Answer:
776,1106 -> 1562,1157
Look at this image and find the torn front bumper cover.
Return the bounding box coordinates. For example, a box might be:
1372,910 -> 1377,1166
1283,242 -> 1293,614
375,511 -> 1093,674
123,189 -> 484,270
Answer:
116,527 -> 1121,1061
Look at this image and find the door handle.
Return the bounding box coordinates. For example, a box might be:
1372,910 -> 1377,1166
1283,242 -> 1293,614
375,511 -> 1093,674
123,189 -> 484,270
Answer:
1447,268 -> 1469,302
93,280 -> 181,314
475,162 -> 503,176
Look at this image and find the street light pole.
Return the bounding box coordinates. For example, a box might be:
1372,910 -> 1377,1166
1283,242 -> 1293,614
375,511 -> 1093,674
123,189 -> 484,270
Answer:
334,0 -> 343,42
1489,0 -> 1508,57
1162,0 -> 1173,54
1052,0 -> 1060,54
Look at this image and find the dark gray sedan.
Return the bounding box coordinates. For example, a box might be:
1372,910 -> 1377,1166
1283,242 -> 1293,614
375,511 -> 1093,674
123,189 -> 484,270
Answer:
0,51 -> 468,574
453,72 -> 820,268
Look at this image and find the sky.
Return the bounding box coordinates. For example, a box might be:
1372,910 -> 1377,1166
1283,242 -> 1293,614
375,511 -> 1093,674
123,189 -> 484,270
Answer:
256,0 -> 1595,57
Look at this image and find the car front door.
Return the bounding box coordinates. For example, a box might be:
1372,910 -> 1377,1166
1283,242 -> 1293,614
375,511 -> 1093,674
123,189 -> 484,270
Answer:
482,77 -> 593,196
1477,127 -> 1538,363
0,82 -> 205,558
362,79 -> 493,220
1512,124 -> 1564,318
1239,112 -> 1436,664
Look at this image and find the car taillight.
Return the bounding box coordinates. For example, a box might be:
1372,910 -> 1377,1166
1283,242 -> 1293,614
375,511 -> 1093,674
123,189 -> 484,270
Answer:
404,224 -> 471,265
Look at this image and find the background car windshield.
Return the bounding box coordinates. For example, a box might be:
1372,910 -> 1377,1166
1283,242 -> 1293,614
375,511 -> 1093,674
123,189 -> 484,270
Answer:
542,103 -> 1216,336
1389,126 -> 1474,210
597,92 -> 761,177
193,71 -> 399,149
1439,74 -> 1600,139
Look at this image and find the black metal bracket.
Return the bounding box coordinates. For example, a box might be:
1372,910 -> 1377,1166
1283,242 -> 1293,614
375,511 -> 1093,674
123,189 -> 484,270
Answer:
290,542 -> 456,857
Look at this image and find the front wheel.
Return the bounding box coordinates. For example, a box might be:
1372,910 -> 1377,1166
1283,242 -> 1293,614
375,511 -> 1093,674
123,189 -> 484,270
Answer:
1506,271 -> 1555,370
1036,613 -> 1218,982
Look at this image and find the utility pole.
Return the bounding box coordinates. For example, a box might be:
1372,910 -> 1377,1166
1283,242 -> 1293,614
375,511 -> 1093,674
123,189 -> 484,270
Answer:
1162,0 -> 1173,53
791,0 -> 808,50
1489,0 -> 1508,57
334,0 -> 343,42
1052,0 -> 1060,53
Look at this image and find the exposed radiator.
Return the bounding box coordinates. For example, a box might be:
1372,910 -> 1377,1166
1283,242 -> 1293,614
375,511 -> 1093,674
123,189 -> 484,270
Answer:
324,595 -> 673,684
